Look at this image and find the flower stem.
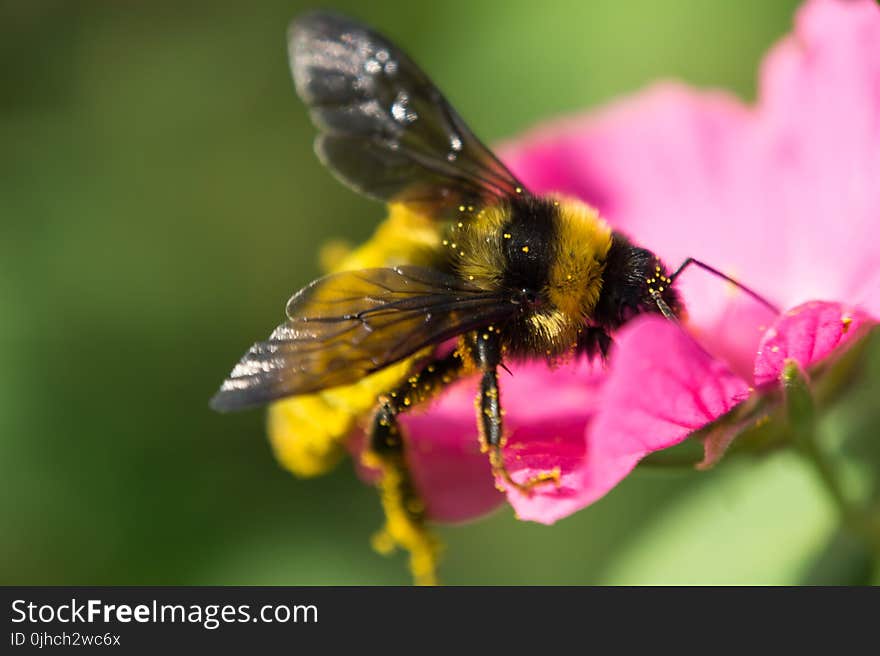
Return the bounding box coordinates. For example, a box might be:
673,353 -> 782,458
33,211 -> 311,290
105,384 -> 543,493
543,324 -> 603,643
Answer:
797,431 -> 856,526
797,432 -> 880,556
782,360 -> 880,558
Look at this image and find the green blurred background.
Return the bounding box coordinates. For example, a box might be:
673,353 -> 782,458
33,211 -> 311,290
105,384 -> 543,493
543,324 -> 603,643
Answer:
3,0 -> 879,585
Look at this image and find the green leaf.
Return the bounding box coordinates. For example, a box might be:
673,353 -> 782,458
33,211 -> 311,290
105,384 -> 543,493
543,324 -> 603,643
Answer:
600,453 -> 836,585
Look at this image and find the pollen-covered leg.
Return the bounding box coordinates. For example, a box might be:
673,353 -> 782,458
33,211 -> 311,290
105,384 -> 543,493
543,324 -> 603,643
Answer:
472,332 -> 561,495
361,351 -> 467,585
363,401 -> 440,586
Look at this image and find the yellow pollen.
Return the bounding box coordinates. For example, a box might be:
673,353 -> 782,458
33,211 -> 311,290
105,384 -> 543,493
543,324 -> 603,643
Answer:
515,187 -> 523,194
458,205 -> 465,212
503,233 -> 511,239
521,246 -> 530,253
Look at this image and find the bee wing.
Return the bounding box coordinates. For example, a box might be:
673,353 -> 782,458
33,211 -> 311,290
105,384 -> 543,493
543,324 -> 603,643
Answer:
210,266 -> 519,411
289,11 -> 525,219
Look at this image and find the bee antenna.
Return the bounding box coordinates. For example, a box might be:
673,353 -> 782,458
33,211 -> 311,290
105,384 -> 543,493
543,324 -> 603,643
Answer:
670,257 -> 779,314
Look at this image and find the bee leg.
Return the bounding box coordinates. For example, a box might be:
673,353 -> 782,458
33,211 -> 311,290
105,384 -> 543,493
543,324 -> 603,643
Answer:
473,332 -> 561,495
362,350 -> 466,586
576,326 -> 614,361
364,403 -> 440,586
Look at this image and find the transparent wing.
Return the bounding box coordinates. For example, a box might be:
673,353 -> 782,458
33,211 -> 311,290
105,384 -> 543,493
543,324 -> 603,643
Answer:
210,266 -> 520,411
289,11 -> 526,219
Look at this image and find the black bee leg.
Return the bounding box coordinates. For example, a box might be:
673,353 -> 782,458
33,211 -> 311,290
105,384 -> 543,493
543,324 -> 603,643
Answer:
363,350 -> 466,585
576,326 -> 614,361
649,289 -> 678,320
472,331 -> 561,495
365,401 -> 440,585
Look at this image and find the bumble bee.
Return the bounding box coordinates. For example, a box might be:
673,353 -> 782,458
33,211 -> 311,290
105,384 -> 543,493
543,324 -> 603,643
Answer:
211,11 -> 775,496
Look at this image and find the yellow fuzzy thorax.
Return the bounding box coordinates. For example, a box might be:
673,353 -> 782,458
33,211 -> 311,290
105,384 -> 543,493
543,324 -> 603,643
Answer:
546,197 -> 612,318
446,205 -> 508,288
451,195 -> 611,353
267,204 -> 441,478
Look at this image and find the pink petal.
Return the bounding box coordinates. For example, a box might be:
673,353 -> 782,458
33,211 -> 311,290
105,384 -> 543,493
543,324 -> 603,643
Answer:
399,358 -> 602,523
396,379 -> 502,523
686,295 -> 777,383
753,0 -> 880,315
753,301 -> 874,386
508,317 -> 750,523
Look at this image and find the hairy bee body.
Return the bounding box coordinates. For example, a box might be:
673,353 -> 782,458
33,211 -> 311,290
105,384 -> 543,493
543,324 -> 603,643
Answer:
438,194 -> 682,360
444,195 -> 610,358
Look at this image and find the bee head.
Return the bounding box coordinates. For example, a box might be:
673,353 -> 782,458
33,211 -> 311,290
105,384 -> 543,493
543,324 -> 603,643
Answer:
642,256 -> 683,320
594,236 -> 684,329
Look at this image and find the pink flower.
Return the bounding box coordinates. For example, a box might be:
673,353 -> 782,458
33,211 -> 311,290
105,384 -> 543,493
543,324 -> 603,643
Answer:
377,0 -> 880,524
